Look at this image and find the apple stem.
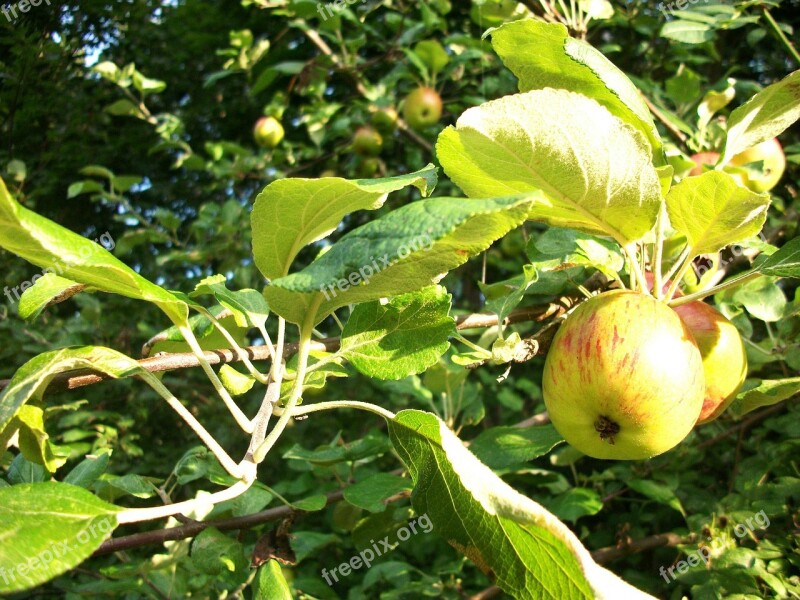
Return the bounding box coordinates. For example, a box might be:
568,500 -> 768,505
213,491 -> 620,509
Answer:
625,245 -> 649,295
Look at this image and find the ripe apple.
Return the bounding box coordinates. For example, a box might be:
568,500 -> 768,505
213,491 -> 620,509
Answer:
402,87 -> 442,130
689,152 -> 720,176
371,107 -> 398,134
253,116 -> 284,149
727,137 -> 786,193
352,126 -> 383,157
673,301 -> 747,424
542,290 -> 704,460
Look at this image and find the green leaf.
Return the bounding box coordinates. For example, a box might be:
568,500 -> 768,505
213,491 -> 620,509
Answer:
469,424 -> 564,470
388,409 -> 652,599
759,236 -> 800,278
132,71 -> 167,95
343,473 -> 413,513
219,365 -> 256,396
253,561 -> 293,600
191,527 -> 246,575
0,482 -> 119,593
0,347 -> 144,435
414,40 -> 450,74
67,180 -> 104,198
730,277 -> 786,322
291,494 -> 327,512
731,378 -> 800,417
190,274 -> 270,329
660,20 -> 715,44
18,273 -> 88,321
721,70 -> 800,164
283,430 -> 392,466
627,479 -> 686,518
666,171 -> 769,256
251,165 -> 437,280
64,453 -> 110,489
489,20 -> 661,156
9,405 -> 67,472
0,177 -> 187,325
436,89 -> 662,245
479,264 -> 538,325
340,286 -> 455,380
266,194 -> 536,325
543,488 -> 603,524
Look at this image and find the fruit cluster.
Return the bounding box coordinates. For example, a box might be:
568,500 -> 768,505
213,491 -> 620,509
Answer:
542,284 -> 747,460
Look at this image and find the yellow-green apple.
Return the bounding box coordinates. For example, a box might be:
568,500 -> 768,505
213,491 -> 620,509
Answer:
371,107 -> 398,134
542,290 -> 704,460
402,87 -> 442,130
673,301 -> 747,424
689,152 -> 720,176
253,116 -> 284,148
352,126 -> 383,156
727,138 -> 786,193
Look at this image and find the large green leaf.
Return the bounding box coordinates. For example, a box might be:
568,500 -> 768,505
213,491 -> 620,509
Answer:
0,482 -> 120,593
436,89 -> 662,245
0,347 -> 143,435
251,165 -> 437,280
758,236 -> 800,278
265,194 -> 536,324
489,20 -> 662,156
731,378 -> 800,417
666,171 -> 769,256
721,70 -> 800,164
388,410 -> 654,599
0,178 -> 187,324
340,286 -> 455,380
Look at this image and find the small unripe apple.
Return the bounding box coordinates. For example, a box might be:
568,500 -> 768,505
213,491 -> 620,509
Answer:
728,138 -> 786,193
355,157 -> 381,178
543,290 -> 704,460
673,301 -> 747,424
402,87 -> 442,130
352,126 -> 383,157
689,152 -> 720,176
371,107 -> 398,134
253,116 -> 284,149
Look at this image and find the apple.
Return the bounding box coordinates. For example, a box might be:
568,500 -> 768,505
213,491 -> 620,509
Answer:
402,87 -> 442,130
371,107 -> 398,134
673,301 -> 747,424
355,157 -> 381,178
253,116 -> 284,149
689,152 -> 720,176
727,137 -> 786,193
542,290 -> 704,460
352,126 -> 383,157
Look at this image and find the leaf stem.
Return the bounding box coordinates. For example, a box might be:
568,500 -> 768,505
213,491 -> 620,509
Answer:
761,7 -> 800,64
625,245 -> 649,294
275,400 -> 396,421
200,308 -> 269,384
652,205 -> 666,299
454,334 -> 493,358
669,270 -> 762,307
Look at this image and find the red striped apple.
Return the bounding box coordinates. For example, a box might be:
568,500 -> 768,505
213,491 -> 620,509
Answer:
542,290 -> 704,460
673,301 -> 747,424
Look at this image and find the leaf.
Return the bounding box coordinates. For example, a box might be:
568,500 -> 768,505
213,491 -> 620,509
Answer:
219,365 -> 257,396
343,473 -> 413,513
0,482 -> 119,593
414,40 -> 450,74
191,527 -> 246,575
387,410 -> 653,599
479,264 -> 538,325
0,177 -> 187,325
721,70 -> 800,164
266,194 -> 536,325
627,479 -> 686,518
660,20 -> 715,44
253,561 -> 293,600
730,378 -> 800,417
8,405 -> 67,472
251,165 -> 437,280
18,273 -> 88,321
340,286 -> 455,380
67,180 -> 104,198
543,488 -> 603,524
665,171 -> 769,256
436,89 -> 662,245
0,347 -> 144,435
64,453 -> 110,489
283,430 -> 392,466
758,236 -> 800,278
190,274 -> 270,329
469,424 -> 564,470
730,277 -> 786,322
489,20 -> 662,155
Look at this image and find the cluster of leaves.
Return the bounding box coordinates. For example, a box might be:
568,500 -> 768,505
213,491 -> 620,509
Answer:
1,1 -> 799,599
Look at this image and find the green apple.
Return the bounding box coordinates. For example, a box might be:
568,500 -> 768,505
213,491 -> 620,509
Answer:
402,87 -> 442,130
352,126 -> 383,157
253,116 -> 284,149
542,290 -> 704,460
371,107 -> 399,134
673,301 -> 747,424
355,157 -> 381,178
727,137 -> 786,193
